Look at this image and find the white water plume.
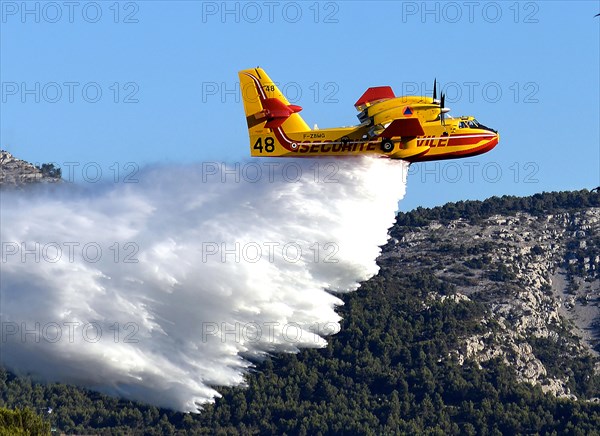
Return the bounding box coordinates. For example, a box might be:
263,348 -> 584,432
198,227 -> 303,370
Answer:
0,156 -> 408,411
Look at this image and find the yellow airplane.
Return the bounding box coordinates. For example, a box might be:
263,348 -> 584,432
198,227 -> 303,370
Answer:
239,67 -> 499,162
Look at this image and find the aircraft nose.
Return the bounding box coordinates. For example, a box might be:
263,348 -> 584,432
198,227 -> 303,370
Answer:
488,132 -> 500,150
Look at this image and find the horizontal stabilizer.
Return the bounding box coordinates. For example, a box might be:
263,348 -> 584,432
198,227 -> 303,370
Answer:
354,86 -> 395,110
261,98 -> 303,129
379,118 -> 425,138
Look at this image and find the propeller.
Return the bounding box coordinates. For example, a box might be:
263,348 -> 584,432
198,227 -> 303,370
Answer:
440,92 -> 446,125
432,79 -> 448,125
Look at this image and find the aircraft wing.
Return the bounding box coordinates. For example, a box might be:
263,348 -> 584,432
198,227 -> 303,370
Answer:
354,86 -> 395,111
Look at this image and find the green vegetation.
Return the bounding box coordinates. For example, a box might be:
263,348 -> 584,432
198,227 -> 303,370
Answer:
0,407 -> 50,435
35,163 -> 61,179
392,189 -> 599,233
1,189 -> 599,434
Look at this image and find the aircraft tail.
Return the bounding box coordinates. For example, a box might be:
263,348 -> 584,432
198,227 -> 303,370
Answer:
238,67 -> 310,156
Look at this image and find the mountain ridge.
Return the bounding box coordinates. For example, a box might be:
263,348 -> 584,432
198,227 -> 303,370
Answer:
386,190 -> 600,401
0,150 -> 61,186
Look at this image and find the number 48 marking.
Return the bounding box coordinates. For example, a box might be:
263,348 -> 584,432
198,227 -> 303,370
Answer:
254,137 -> 275,153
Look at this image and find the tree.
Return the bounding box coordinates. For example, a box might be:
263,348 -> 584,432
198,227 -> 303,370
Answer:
0,407 -> 50,435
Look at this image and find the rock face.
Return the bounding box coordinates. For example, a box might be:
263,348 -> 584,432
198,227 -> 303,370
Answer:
384,197 -> 600,400
0,150 -> 61,186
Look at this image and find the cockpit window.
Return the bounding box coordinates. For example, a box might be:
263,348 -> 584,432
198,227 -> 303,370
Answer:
459,121 -> 467,129
467,120 -> 478,128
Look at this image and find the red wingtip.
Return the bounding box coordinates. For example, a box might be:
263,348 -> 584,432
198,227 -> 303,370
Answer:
354,86 -> 395,108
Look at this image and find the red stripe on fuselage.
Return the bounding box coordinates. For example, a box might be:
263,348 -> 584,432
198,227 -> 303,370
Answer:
408,136 -> 498,162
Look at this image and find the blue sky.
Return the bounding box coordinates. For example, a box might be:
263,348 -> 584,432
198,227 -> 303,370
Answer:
1,0 -> 599,210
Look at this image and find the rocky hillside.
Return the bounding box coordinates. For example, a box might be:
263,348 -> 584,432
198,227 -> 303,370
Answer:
387,191 -> 600,400
0,150 -> 61,186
